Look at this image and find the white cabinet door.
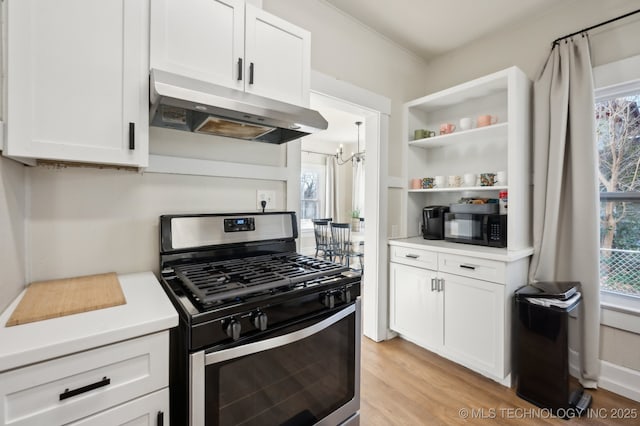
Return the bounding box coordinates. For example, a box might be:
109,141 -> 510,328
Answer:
244,4 -> 310,106
68,388 -> 169,426
441,272 -> 504,377
150,1 -> 309,107
5,0 -> 149,167
150,0 -> 244,91
389,262 -> 442,351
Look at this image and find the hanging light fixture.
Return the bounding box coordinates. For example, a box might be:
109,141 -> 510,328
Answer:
336,121 -> 365,165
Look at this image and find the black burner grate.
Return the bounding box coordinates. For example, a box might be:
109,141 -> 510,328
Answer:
173,253 -> 348,304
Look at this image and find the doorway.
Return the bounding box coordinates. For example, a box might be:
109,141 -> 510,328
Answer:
303,71 -> 391,342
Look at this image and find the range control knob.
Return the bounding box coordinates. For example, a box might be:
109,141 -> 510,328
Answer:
224,318 -> 241,341
323,292 -> 336,309
252,311 -> 268,331
341,288 -> 352,304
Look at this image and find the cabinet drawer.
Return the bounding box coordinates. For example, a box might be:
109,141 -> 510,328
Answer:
67,388 -> 169,426
0,332 -> 168,426
390,245 -> 438,270
438,253 -> 506,284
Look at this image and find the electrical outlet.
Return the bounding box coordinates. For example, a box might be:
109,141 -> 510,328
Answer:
256,190 -> 276,210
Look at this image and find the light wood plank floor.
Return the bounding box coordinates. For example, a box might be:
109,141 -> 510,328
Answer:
360,336 -> 640,425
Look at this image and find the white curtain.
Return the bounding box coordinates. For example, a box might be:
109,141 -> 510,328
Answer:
530,35 -> 600,387
325,156 -> 338,220
352,160 -> 365,219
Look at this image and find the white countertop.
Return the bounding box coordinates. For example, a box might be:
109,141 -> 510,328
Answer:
0,272 -> 178,373
389,237 -> 534,262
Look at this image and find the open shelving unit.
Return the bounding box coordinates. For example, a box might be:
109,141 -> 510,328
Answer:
403,66 -> 532,251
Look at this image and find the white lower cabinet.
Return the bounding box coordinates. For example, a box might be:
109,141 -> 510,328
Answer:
440,272 -> 504,376
0,332 -> 169,426
389,262 -> 442,352
389,242 -> 529,384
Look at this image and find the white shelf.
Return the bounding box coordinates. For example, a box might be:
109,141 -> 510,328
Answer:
408,185 -> 508,193
409,122 -> 508,148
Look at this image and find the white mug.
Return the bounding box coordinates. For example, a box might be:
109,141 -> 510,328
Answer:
463,173 -> 476,187
434,175 -> 446,188
497,170 -> 507,185
448,175 -> 461,187
459,117 -> 473,131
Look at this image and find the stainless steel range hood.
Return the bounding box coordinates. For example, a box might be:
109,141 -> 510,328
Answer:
149,69 -> 328,144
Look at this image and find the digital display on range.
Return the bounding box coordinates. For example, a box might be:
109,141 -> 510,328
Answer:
224,217 -> 255,232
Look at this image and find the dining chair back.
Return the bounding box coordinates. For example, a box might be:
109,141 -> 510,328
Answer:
330,222 -> 364,271
312,218 -> 334,260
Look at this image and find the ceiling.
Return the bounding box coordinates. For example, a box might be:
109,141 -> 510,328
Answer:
305,0 -> 562,149
324,0 -> 561,62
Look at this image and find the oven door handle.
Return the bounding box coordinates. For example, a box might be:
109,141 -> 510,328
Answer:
204,303 -> 355,365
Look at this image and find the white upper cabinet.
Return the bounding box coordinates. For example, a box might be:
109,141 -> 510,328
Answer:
150,0 -> 311,106
4,0 -> 150,167
150,0 -> 245,91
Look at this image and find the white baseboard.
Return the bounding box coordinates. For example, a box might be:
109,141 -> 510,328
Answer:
599,360 -> 640,403
570,350 -> 640,402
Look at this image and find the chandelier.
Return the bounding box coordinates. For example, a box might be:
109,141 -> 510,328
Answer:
336,121 -> 365,165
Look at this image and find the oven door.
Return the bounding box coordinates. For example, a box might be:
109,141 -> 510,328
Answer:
190,299 -> 361,426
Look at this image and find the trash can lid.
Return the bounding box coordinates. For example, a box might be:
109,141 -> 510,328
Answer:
515,281 -> 580,300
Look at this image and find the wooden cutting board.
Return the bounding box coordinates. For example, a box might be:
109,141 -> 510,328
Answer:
5,272 -> 126,327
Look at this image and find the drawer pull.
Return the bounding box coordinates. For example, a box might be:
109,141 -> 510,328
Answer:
405,254 -> 419,259
59,376 -> 111,401
460,264 -> 476,270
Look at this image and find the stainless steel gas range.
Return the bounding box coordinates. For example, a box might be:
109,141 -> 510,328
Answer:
159,212 -> 361,426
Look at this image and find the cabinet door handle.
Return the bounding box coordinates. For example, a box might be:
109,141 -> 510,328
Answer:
237,58 -> 243,81
157,411 -> 164,426
405,254 -> 419,259
128,122 -> 135,150
460,264 -> 476,270
438,278 -> 444,292
249,62 -> 254,85
430,277 -> 436,291
59,376 -> 110,400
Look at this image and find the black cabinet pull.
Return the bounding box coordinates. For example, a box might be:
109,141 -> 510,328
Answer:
237,58 -> 243,81
460,264 -> 476,270
157,411 -> 164,426
128,122 -> 135,150
59,376 -> 111,401
249,62 -> 254,85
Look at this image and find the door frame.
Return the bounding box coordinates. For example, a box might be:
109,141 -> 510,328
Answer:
299,70 -> 391,342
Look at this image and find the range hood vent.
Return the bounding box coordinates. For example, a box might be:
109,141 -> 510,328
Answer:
149,69 -> 327,144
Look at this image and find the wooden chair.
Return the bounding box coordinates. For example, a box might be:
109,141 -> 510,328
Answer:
330,222 -> 364,271
312,218 -> 334,260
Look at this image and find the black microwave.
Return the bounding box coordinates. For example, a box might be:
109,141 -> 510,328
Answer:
444,213 -> 507,248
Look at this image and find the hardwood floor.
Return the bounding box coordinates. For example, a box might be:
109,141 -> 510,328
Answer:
360,336 -> 640,425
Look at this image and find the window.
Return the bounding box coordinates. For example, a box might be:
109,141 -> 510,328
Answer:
595,84 -> 640,300
300,164 -> 325,231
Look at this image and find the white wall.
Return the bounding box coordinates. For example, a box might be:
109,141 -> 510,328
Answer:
27,165 -> 284,281
262,0 -> 428,238
423,0 -> 640,93
0,157 -> 27,311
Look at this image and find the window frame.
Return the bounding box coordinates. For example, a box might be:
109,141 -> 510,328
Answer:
593,54 -> 640,326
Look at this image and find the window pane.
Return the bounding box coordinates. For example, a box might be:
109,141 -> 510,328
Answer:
600,201 -> 640,296
300,165 -> 326,231
596,93 -> 640,297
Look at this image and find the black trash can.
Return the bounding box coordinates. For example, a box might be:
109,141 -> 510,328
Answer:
514,282 -> 592,417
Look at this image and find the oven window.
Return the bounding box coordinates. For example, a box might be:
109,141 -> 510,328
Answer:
205,314 -> 356,426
